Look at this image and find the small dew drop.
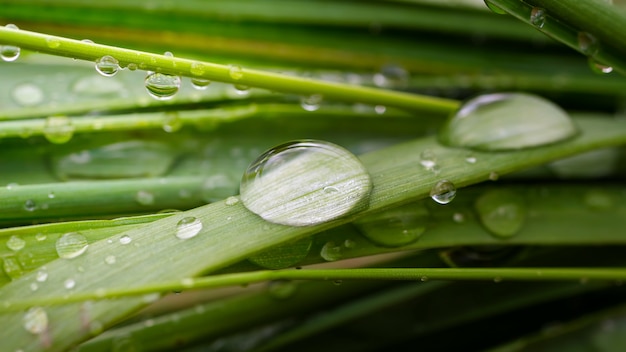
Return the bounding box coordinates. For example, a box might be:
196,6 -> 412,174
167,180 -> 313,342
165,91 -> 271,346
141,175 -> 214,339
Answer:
191,78 -> 211,90
46,37 -> 61,48
375,105 -> 386,114
6,235 -> 25,251
44,115 -> 75,144
465,153 -> 477,164
105,255 -> 116,265
248,237 -> 312,269
119,235 -> 132,245
489,171 -> 499,181
229,65 -> 244,80
35,233 -> 47,241
95,55 -> 120,77
419,149 -> 437,170
135,190 -> 155,206
578,32 -> 599,56
300,94 -> 323,112
36,270 -> 48,282
23,307 -> 48,335
48,192 -> 55,199
430,180 -> 456,205
64,278 -> 76,289
233,84 -> 250,96
420,276 -> 429,282
333,280 -> 343,286
320,241 -> 343,262
225,196 -> 239,206
30,283 -> 38,291
162,112 -> 182,133
175,217 -> 203,240
164,51 -> 173,57
56,232 -> 88,259
1,24 -> 20,62
529,7 -> 546,28
23,199 -> 36,212
144,72 -> 181,100
588,58 -> 613,74
453,212 -> 465,223
493,276 -> 503,283
11,83 -> 44,106
190,61 -> 206,76
127,63 -> 137,71
344,239 -> 356,248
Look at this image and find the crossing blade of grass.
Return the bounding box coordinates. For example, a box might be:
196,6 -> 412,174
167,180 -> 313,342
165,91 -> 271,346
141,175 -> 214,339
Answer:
1,116 -> 626,351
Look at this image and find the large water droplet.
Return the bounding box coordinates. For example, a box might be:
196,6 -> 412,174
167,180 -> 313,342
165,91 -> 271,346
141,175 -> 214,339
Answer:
475,189 -> 526,238
6,235 -> 25,251
578,32 -> 599,56
23,307 -> 48,334
248,237 -> 312,269
355,202 -> 429,247
56,232 -> 89,259
439,93 -> 577,151
144,72 -> 181,100
175,217 -> 203,240
12,83 -> 44,106
0,24 -> 20,62
529,7 -> 546,28
95,55 -> 120,77
430,180 -> 456,205
44,115 -> 75,144
229,65 -> 244,80
240,140 -> 372,226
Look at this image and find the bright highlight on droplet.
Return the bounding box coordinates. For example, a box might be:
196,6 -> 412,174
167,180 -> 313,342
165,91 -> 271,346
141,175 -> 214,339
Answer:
430,180 -> 456,205
95,55 -> 120,77
175,216 -> 203,239
44,115 -> 75,144
439,93 -> 578,151
145,72 -> 181,100
56,232 -> 89,259
240,140 -> 372,226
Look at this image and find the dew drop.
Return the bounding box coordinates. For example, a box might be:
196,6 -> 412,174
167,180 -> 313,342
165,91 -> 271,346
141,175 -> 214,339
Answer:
375,105 -> 386,114
439,93 -> 577,151
355,202 -> 429,247
119,235 -> 132,245
475,189 -> 526,238
453,212 -> 465,223
320,241 -> 343,261
373,64 -> 409,89
95,55 -> 120,77
588,59 -> 613,74
127,63 -> 137,71
46,37 -> 61,48
225,196 -> 239,206
56,232 -> 88,259
268,280 -> 297,299
6,235 -> 25,251
48,192 -> 55,199
240,140 -> 372,226
23,307 -> 48,334
36,270 -> 48,282
465,153 -> 477,164
36,233 -> 47,241
229,64 -> 244,80
104,255 -> 116,265
0,24 -> 20,62
135,190 -> 155,206
44,115 -> 75,144
419,149 -> 437,170
162,112 -> 182,132
484,0 -> 507,14
489,171 -> 499,181
430,180 -> 456,205
23,199 -> 36,212
175,217 -> 203,240
64,278 -> 76,289
529,7 -> 546,28
248,237 -> 312,269
578,32 -> 599,56
12,83 -> 45,106
30,282 -> 39,291
144,72 -> 181,100
233,84 -> 250,96
300,94 -> 323,112
191,78 -> 211,90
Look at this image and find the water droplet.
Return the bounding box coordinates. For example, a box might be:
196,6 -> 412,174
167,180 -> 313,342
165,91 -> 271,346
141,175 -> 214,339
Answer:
23,307 -> 48,334
419,149 -> 437,170
489,171 -> 499,181
6,235 -> 25,251
493,276 -> 503,283
191,77 -> 211,90
23,199 -> 36,212
48,192 -> 55,199
11,83 -> 45,106
453,212 -> 465,223
268,280 -> 297,299
475,189 -> 526,238
105,255 -> 116,265
46,37 -> 61,48
430,180 -> 456,205
162,112 -> 182,133
300,94 -> 323,111
233,84 -> 250,96
127,63 -> 137,71
578,32 -> 599,56
355,202 -> 429,247
248,237 -> 312,269
320,241 -> 343,261
240,140 -> 371,226
3,256 -> 23,279
225,196 -> 239,206
64,278 -> 76,289
175,217 -> 203,240
465,153 -> 477,164
439,93 -> 577,151
56,232 -> 89,259
44,115 -> 75,144
30,282 -> 39,291
529,7 -> 546,28
119,235 -> 132,245
375,105 -> 386,114
144,72 -> 181,100
373,64 -> 409,89
190,61 -> 205,76
135,190 -> 155,206
164,51 -> 173,57
229,64 -> 243,80
95,55 -> 120,77
36,270 -> 48,282
0,24 -> 20,62
484,0 -> 507,14
36,233 -> 47,241
588,58 -> 613,74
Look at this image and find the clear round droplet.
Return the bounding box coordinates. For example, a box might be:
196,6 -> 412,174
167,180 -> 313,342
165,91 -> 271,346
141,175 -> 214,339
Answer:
225,196 -> 239,206
191,78 -> 211,90
162,112 -> 182,133
64,278 -> 76,289
0,24 -> 20,62
430,180 -> 456,205
44,115 -> 75,144
190,61 -> 205,76
355,202 -> 429,247
373,64 -> 409,89
529,7 -> 546,28
578,32 -> 599,56
144,72 -> 181,100
439,93 -> 577,151
229,64 -> 244,80
175,217 -> 203,240
56,232 -> 88,259
233,84 -> 250,96
36,270 -> 48,282
95,55 -> 120,77
320,241 -> 343,261
484,0 -> 507,14
23,199 -> 36,212
300,94 -> 323,112
127,63 -> 138,71
12,83 -> 45,106
465,153 -> 477,164
6,235 -> 25,251
419,149 -> 437,170
475,189 -> 526,238
589,58 -> 613,74
23,307 -> 48,334
119,235 -> 132,245
240,140 -> 372,226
